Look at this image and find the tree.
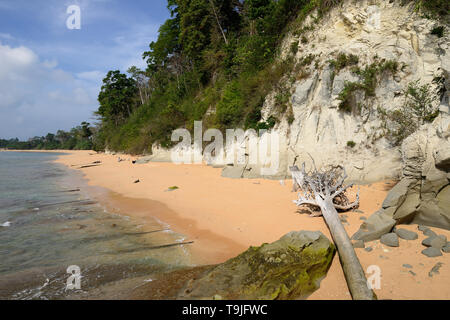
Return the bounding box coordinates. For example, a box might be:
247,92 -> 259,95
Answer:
97,70 -> 138,126
127,66 -> 151,105
291,163 -> 375,300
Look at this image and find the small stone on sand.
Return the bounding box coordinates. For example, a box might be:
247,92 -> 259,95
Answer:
423,229 -> 437,237
380,233 -> 399,247
428,262 -> 443,277
422,247 -> 442,258
430,235 -> 447,250
422,236 -> 436,247
395,228 -> 418,240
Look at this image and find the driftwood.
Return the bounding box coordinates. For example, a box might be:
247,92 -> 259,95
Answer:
78,164 -> 102,169
290,163 -> 375,300
59,188 -> 80,193
71,161 -> 102,169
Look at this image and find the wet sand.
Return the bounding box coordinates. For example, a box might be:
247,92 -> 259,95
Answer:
54,150 -> 450,300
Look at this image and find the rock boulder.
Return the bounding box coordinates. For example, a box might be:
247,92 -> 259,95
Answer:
178,231 -> 335,300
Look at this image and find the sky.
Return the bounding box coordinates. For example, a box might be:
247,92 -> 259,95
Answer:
0,0 -> 170,139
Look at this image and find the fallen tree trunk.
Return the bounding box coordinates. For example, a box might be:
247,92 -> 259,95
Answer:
290,164 -> 375,300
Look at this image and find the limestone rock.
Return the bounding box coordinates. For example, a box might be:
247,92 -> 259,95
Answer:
434,142 -> 450,171
393,191 -> 420,221
382,179 -> 416,209
135,156 -> 153,164
351,210 -> 396,242
179,231 -> 335,300
292,76 -> 317,106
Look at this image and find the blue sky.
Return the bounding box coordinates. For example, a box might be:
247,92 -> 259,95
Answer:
0,0 -> 170,139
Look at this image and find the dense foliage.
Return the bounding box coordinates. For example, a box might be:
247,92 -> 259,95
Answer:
0,122 -> 94,150
93,0 -> 332,153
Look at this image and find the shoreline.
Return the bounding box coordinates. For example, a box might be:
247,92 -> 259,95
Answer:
41,150 -> 450,299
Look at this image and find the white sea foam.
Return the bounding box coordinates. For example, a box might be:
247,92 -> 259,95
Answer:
1,221 -> 11,227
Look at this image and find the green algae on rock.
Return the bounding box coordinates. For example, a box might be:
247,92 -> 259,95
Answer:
179,231 -> 335,300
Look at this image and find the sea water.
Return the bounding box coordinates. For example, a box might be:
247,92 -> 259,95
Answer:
0,151 -> 191,300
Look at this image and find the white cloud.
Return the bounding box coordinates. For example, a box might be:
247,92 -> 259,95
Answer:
0,42 -> 99,139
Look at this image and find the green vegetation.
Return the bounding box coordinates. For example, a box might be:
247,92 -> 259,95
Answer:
337,58 -> 398,113
413,0 -> 450,18
430,26 -> 445,37
0,122 -> 94,150
384,81 -> 440,145
346,140 -> 356,148
90,0 -> 345,154
328,52 -> 359,73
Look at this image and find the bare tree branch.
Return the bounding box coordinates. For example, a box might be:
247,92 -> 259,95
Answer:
290,163 -> 374,300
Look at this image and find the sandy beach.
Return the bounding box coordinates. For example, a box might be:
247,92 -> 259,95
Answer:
51,150 -> 450,300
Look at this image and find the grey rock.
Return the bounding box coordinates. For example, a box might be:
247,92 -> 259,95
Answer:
331,71 -> 359,97
395,228 -> 418,240
442,245 -> 450,253
422,236 -> 436,247
382,179 -> 415,209
421,247 -> 443,258
423,229 -> 437,237
430,235 -> 447,249
417,225 -> 429,231
434,143 -> 450,171
421,166 -> 448,195
354,209 -> 364,214
178,231 -> 335,300
135,156 -> 153,164
409,270 -> 417,276
364,247 -> 373,252
351,210 -> 396,242
360,217 -> 367,221
292,76 -> 316,106
402,264 -> 413,269
393,191 -> 420,221
428,262 -> 443,277
352,240 -> 365,248
380,233 -> 399,247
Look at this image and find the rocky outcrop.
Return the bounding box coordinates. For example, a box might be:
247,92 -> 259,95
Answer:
178,231 -> 335,300
352,114 -> 450,240
139,1 -> 448,185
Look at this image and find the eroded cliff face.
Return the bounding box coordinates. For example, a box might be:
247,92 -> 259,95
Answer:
146,0 -> 449,184
254,0 -> 449,182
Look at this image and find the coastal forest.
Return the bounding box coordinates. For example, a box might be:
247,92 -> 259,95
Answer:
1,0 -> 448,152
